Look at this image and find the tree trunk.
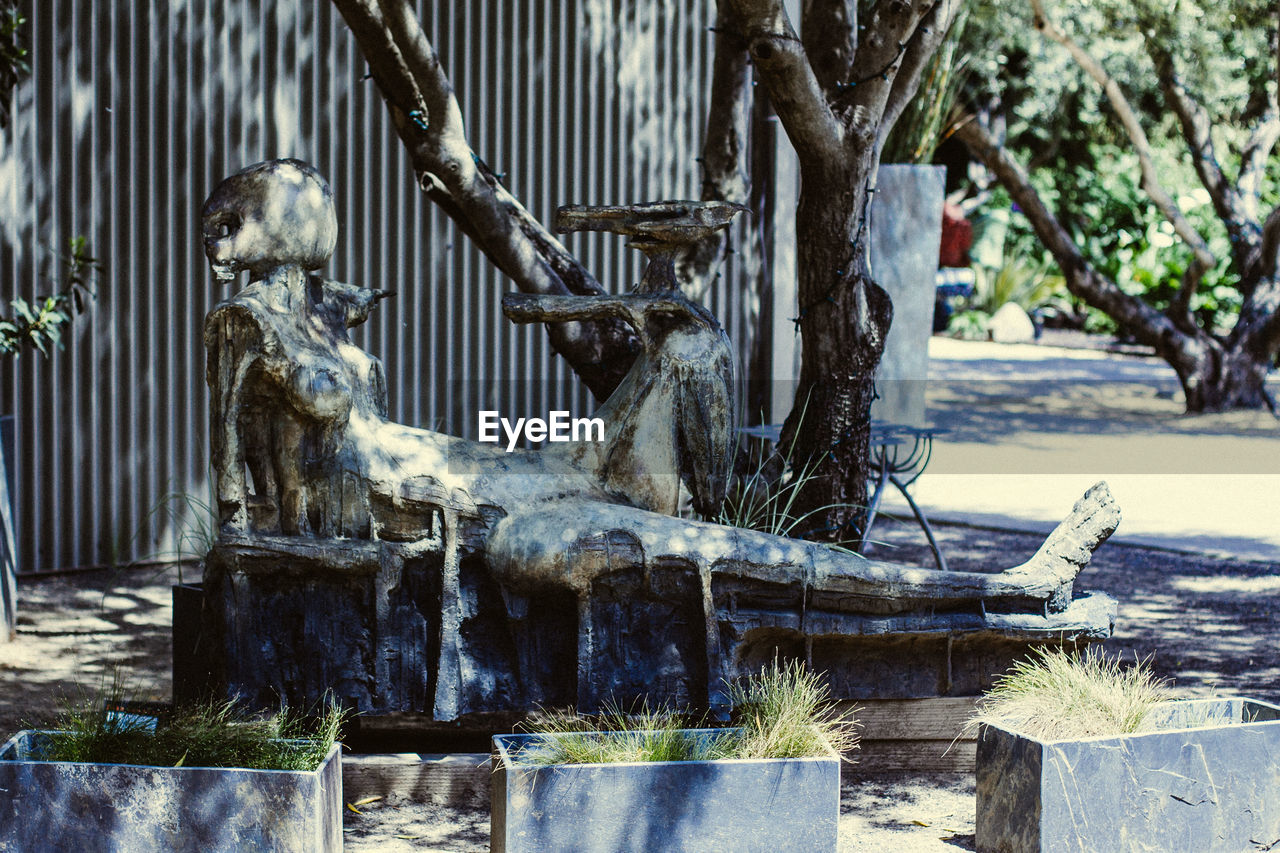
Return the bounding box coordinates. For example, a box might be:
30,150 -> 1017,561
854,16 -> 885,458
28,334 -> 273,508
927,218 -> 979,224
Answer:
1178,343 -> 1276,412
779,170 -> 892,543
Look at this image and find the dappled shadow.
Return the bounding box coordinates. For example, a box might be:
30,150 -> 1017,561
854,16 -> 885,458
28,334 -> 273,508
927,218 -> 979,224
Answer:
0,564 -> 183,734
907,345 -> 1280,472
342,795 -> 490,852
839,770 -> 975,844
4,518 -> 1278,850
869,518 -> 1280,703
921,378 -> 1278,441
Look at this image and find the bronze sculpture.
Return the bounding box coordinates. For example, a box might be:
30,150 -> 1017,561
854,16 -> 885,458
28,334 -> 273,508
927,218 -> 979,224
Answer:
195,160 -> 1119,717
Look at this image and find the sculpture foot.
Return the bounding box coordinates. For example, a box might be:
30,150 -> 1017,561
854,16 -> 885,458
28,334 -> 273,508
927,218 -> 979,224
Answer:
1001,481 -> 1120,610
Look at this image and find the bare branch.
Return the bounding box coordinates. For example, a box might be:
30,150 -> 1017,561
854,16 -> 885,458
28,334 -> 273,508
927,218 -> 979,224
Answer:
722,0 -> 845,167
841,0 -> 934,140
333,0 -> 640,399
682,10 -> 754,289
374,0 -> 463,139
954,116 -> 1208,371
1239,12 -> 1280,235
878,0 -> 963,156
1227,249 -> 1280,387
1147,43 -> 1251,239
1031,0 -> 1215,309
800,0 -> 857,93
1169,259 -> 1210,334
1239,112 -> 1280,218
701,16 -> 753,206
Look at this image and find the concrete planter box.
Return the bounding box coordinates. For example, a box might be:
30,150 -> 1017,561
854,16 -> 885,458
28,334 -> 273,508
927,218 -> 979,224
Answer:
491,729 -> 838,852
976,697 -> 1280,852
0,730 -> 342,852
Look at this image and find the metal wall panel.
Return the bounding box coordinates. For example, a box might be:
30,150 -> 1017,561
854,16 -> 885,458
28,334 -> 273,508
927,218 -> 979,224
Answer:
0,0 -> 763,572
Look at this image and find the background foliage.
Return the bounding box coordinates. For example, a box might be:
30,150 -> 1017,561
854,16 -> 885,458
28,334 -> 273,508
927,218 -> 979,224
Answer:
939,0 -> 1279,338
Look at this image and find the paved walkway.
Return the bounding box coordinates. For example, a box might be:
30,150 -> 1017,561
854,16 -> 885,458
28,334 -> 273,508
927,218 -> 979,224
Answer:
880,337 -> 1280,563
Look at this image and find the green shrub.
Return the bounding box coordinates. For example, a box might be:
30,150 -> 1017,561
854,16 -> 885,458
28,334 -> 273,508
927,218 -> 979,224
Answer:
0,236 -> 100,358
511,660 -> 860,766
967,647 -> 1172,741
26,679 -> 346,771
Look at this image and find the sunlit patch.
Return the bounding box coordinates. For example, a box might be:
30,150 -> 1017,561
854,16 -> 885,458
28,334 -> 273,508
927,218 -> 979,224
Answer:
1171,576 -> 1280,595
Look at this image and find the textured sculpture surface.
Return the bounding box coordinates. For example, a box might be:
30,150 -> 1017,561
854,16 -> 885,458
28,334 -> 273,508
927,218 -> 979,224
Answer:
197,160 -> 1120,718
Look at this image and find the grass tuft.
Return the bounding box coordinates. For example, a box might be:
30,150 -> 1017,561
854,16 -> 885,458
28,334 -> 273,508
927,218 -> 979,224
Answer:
513,700 -> 735,766
726,658 -> 860,760
511,660 -> 859,766
966,646 -> 1173,741
26,677 -> 347,771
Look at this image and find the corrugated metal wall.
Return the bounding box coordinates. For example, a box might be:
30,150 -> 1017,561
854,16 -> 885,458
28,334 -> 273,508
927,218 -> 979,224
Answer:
0,0 -> 765,573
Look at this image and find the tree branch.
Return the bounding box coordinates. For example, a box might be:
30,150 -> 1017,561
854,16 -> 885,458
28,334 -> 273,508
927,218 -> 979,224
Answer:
332,0 -> 640,399
954,116 -> 1209,371
1238,15 -> 1280,289
1238,16 -> 1280,221
800,0 -> 856,94
841,0 -> 934,141
1257,205 -> 1280,283
373,0 -> 463,140
1147,43 -> 1253,249
1227,255 -> 1280,392
682,10 -> 754,290
1239,111 -> 1280,220
722,0 -> 845,168
1031,0 -> 1215,323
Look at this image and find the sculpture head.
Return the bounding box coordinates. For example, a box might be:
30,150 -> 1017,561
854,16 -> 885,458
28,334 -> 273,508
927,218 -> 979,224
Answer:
202,159 -> 338,281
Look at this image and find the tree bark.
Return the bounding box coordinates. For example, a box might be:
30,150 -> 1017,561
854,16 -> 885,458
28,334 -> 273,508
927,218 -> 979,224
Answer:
716,0 -> 957,542
332,0 -> 639,400
956,117 -> 1279,413
781,182 -> 892,540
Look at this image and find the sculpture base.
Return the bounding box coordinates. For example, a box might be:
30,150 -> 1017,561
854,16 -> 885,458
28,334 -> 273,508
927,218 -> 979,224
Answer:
182,537 -> 1116,718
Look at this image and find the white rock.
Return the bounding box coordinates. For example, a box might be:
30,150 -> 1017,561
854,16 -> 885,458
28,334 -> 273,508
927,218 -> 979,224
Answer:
989,303 -> 1036,343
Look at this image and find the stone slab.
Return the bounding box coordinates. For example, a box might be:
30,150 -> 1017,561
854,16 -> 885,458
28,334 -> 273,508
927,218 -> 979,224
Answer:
869,163 -> 945,427
976,698 -> 1280,852
491,730 -> 839,852
0,732 -> 342,853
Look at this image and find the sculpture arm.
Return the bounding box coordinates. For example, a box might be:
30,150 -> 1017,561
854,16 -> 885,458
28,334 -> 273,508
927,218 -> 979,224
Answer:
485,484 -> 1119,616
204,304 -> 265,531
502,293 -> 693,334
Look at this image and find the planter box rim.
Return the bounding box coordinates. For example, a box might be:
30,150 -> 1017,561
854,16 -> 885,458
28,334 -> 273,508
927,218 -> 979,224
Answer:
979,695 -> 1280,746
494,727 -> 840,769
1,729 -> 340,775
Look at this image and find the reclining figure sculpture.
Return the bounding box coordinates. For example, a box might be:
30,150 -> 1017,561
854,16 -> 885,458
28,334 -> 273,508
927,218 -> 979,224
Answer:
196,159 -> 1118,717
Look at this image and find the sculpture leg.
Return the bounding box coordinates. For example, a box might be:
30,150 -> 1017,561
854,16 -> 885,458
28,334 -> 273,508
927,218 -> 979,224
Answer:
275,415 -> 308,535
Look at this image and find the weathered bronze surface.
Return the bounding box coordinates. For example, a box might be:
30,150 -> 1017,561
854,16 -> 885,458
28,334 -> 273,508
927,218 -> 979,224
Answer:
196,160 -> 1120,718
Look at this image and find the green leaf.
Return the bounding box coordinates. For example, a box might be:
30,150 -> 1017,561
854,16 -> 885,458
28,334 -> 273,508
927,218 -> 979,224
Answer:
11,297 -> 33,324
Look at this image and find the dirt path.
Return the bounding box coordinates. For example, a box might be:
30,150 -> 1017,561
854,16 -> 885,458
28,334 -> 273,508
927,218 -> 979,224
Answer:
3,517 -> 1275,851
